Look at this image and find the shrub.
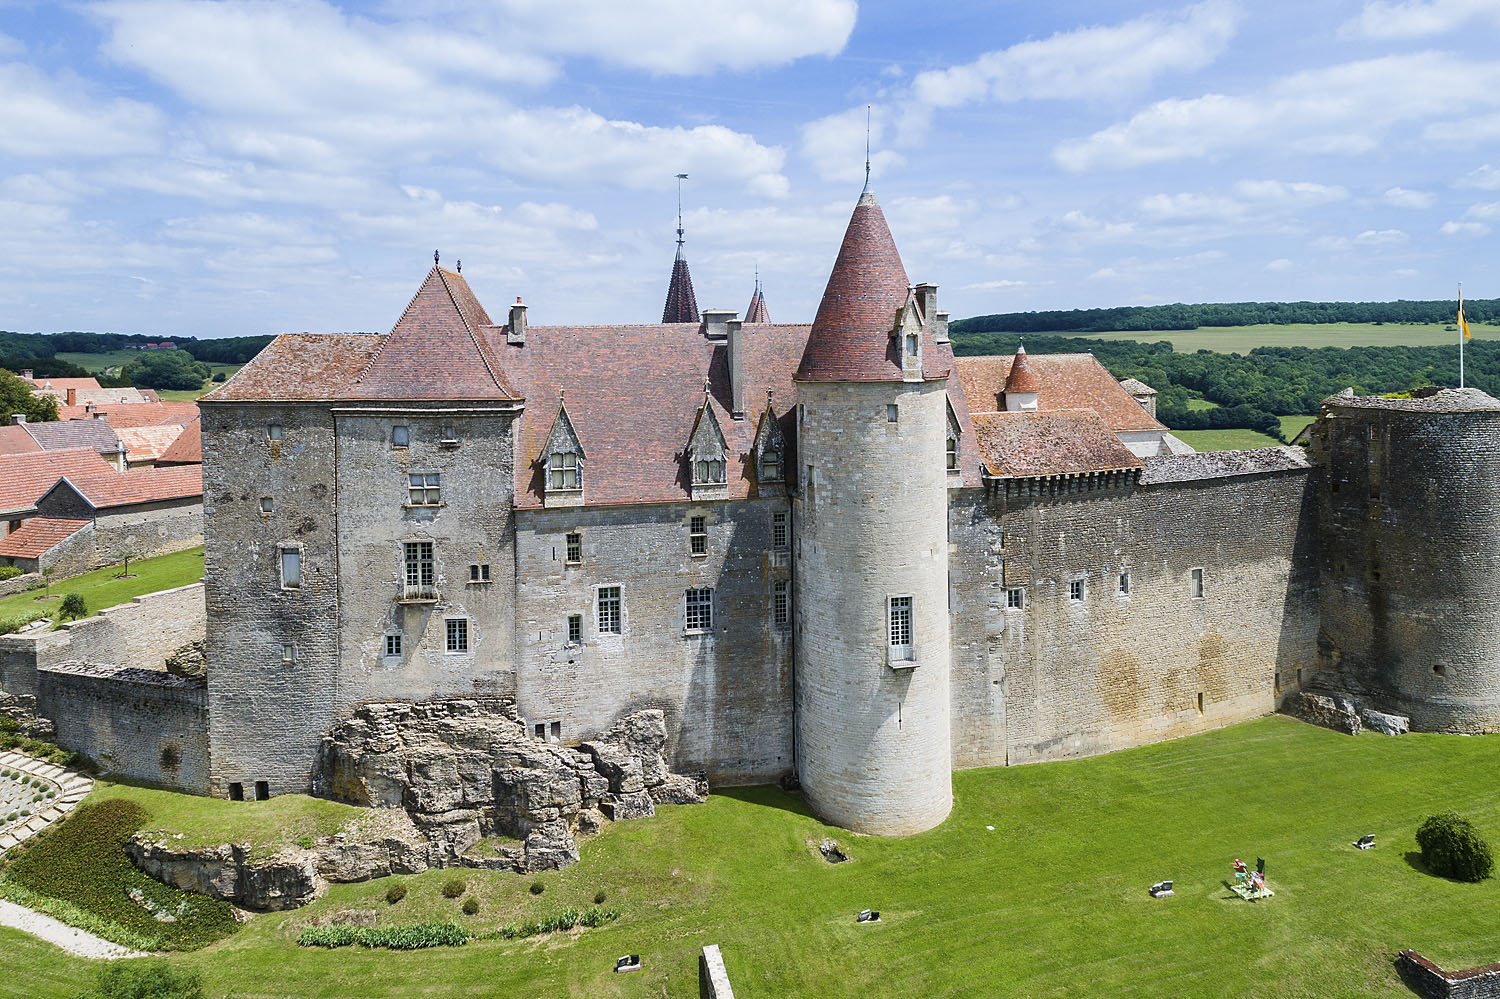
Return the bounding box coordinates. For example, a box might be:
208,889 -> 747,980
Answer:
297,921 -> 468,950
0,567 -> 21,581
441,878 -> 466,898
293,835 -> 315,850
593,889 -> 607,905
82,960 -> 203,999
461,897 -> 479,916
1418,812 -> 1494,882
59,592 -> 87,620
483,906 -> 619,941
385,882 -> 407,904
0,799 -> 237,950
0,612 -> 44,635
529,880 -> 544,896
211,372 -> 227,383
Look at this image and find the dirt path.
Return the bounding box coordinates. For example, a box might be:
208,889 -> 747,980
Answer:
0,899 -> 147,959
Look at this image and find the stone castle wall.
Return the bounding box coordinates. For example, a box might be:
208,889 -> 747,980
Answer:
1313,399 -> 1500,731
948,455 -> 1319,768
29,495 -> 203,578
513,498 -> 793,784
794,379 -> 953,836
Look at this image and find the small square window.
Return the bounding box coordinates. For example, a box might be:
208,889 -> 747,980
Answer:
442,423 -> 457,443
280,548 -> 301,589
1119,572 -> 1131,595
686,587 -> 713,631
772,511 -> 788,550
392,425 -> 409,447
565,532 -> 582,564
887,404 -> 899,423
445,618 -> 469,653
1190,567 -> 1205,599
408,472 -> 441,506
773,579 -> 790,626
281,643 -> 296,663
1006,587 -> 1024,610
1069,578 -> 1085,603
690,515 -> 708,556
549,452 -> 580,490
567,614 -> 582,645
268,423 -> 283,441
693,459 -> 725,484
946,437 -> 958,470
260,497 -> 273,514
760,449 -> 781,482
385,634 -> 402,657
469,563 -> 490,582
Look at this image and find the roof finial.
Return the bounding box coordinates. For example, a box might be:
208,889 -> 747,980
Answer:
675,173 -> 689,261
456,259 -> 461,274
434,249 -> 440,265
863,104 -> 871,193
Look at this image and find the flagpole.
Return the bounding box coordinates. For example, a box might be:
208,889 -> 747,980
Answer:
1459,282 -> 1465,389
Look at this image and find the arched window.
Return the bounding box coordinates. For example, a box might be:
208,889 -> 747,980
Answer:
549,451 -> 580,490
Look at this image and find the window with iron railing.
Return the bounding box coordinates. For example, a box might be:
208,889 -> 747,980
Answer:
403,541 -> 436,599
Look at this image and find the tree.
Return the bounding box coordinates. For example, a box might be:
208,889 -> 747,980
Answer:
1417,812 -> 1493,882
120,350 -> 212,391
0,368 -> 58,425
59,593 -> 87,620
117,551 -> 139,578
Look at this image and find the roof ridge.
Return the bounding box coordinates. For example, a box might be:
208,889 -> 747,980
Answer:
434,267 -> 512,395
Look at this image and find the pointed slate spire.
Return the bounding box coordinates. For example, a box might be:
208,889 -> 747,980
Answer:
662,173 -> 700,324
745,271 -> 770,324
794,190 -> 911,382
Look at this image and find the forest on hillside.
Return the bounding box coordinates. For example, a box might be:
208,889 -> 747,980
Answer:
951,331 -> 1498,442
954,298 -> 1497,336
0,330 -> 284,379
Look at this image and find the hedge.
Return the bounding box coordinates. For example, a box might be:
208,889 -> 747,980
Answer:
296,907 -> 622,950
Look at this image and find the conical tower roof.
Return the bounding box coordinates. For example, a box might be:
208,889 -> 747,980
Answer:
1004,343 -> 1041,394
662,255 -> 700,324
795,191 -> 912,382
745,278 -> 770,323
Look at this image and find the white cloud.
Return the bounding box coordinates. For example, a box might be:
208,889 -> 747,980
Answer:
799,104 -> 906,184
1441,220 -> 1492,235
1384,186 -> 1436,208
962,279 -> 1026,290
1265,258 -> 1294,271
1341,0 -> 1500,39
1355,228 -> 1407,244
1054,52 -> 1500,171
1457,163 -> 1500,189
1135,180 -> 1346,221
0,33 -> 22,57
911,0 -> 1240,108
1467,201 -> 1500,219
0,62 -> 164,158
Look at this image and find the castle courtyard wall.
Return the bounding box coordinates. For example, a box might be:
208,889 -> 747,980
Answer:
948,459 -> 1319,768
513,498 -> 793,784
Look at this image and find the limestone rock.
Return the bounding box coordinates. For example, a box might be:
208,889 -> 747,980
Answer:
650,772 -> 709,806
1286,691 -> 1362,735
163,641 -> 207,679
126,839 -> 321,912
1361,708 -> 1411,736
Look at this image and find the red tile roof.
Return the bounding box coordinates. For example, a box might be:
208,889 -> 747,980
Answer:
118,424 -> 187,463
662,256 -> 700,324
955,353 -> 1166,432
0,517 -> 89,559
347,266 -> 518,402
30,377 -> 101,392
0,449 -> 116,514
1003,345 -> 1041,394
157,417 -> 201,465
55,401 -> 197,427
971,410 -> 1144,479
54,465 -> 202,509
203,333 -> 384,402
0,425 -> 42,455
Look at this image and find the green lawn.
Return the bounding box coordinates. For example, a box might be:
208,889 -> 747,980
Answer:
0,547 -> 203,624
7,716 -> 1500,997
1051,321 -> 1500,353
1172,415 -> 1315,452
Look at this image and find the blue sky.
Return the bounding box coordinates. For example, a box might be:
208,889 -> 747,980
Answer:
1,0 -> 1498,337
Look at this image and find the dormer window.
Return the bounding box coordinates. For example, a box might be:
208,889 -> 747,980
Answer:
687,392 -> 730,499
542,401 -> 586,507
694,459 -> 725,484
549,452 -> 580,490
759,449 -> 781,483
752,398 -> 786,486
946,437 -> 958,470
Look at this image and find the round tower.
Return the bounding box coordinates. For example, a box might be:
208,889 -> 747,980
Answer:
1316,388 -> 1500,731
792,190 -> 952,836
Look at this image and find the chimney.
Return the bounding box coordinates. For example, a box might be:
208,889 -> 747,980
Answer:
85,403 -> 96,414
701,309 -> 736,342
11,414 -> 24,425
934,310 -> 951,344
507,297 -> 527,345
727,319 -> 746,420
93,411 -> 105,420
66,387 -> 77,407
20,370 -> 32,381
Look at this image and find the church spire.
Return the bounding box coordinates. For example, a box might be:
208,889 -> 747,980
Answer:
662,173 -> 700,323
745,267 -> 770,324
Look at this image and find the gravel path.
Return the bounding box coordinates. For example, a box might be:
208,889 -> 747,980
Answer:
0,899 -> 147,959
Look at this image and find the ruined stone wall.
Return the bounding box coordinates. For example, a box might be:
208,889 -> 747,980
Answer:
332,409 -> 517,708
948,460 -> 1318,768
513,498 -> 792,784
794,379 -> 953,836
202,402 -> 341,796
1314,400 -> 1500,731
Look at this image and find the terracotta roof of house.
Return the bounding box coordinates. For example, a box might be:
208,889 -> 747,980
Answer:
56,401 -> 197,427
744,282 -> 770,324
118,425 -> 187,463
662,256 -> 701,324
955,353 -> 1166,432
53,465 -> 203,509
0,425 -> 42,455
0,448 -> 116,514
157,417 -> 201,465
1003,345 -> 1042,394
24,419 -> 122,454
30,377 -> 101,392
347,266 -> 518,402
971,410 -> 1144,479
795,191 -> 949,384
0,517 -> 89,559
203,333 -> 385,402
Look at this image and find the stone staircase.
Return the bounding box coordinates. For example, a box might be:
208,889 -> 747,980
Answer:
0,751 -> 92,855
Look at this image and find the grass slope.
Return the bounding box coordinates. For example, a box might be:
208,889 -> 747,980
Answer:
1173,415 -> 1314,452
1048,321 -> 1499,353
0,546 -> 203,623
6,716 -> 1500,997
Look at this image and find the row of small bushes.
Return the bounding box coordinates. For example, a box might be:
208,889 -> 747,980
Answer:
296,907 -> 621,950
0,611 -> 45,636
482,906 -> 619,941
0,799 -> 238,951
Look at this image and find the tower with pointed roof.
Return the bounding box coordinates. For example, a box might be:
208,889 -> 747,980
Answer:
745,273 -> 770,324
792,189 -> 954,836
662,174 -> 700,324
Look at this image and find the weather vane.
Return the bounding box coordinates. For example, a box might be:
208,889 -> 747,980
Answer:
675,173 -> 689,257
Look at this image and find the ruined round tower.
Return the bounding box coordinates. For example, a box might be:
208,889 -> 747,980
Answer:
1315,387 -> 1500,731
792,190 -> 953,836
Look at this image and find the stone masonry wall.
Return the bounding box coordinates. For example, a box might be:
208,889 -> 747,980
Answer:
202,402 -> 342,796
948,462 -> 1319,768
34,500 -> 203,578
513,498 -> 792,784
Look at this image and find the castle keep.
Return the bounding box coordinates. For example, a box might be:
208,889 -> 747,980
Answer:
187,187 -> 1500,836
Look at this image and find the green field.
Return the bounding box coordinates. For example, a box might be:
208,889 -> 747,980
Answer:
1173,415 -> 1314,452
1049,321 -> 1499,353
0,547 -> 203,625
7,715 -> 1500,997
52,352 -> 241,399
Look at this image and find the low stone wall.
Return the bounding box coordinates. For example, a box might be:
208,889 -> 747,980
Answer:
700,944 -> 735,999
41,509 -> 201,581
0,573 -> 41,599
1399,950 -> 1500,999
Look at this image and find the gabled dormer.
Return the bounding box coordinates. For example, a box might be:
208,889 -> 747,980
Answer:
894,289 -> 924,381
543,400 -> 585,508
687,392 -> 729,501
752,396 -> 786,489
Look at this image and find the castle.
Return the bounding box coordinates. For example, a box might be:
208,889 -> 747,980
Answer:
191,186 -> 1500,837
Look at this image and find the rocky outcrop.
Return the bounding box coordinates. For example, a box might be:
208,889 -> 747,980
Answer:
316,697 -> 706,875
1361,708 -> 1411,737
162,641 -> 207,680
1285,691 -> 1411,737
